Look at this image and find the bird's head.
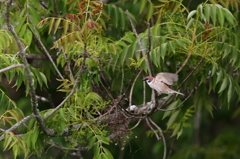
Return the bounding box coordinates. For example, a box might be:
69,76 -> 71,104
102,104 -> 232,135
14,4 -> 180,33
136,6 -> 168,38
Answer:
142,76 -> 154,84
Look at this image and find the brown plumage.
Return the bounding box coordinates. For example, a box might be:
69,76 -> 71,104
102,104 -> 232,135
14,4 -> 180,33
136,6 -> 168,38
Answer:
143,72 -> 184,96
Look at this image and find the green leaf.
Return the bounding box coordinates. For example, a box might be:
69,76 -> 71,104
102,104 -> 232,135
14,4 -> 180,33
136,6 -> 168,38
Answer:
231,46 -> 238,65
54,18 -> 61,34
162,100 -> 179,119
211,64 -> 218,76
98,135 -> 110,145
89,136 -> 96,149
147,3 -> 154,22
24,29 -> 33,46
167,110 -> 180,129
103,147 -> 114,159
171,123 -> 181,137
227,77 -> 233,104
119,8 -> 126,30
19,24 -> 27,38
48,18 -> 54,34
210,5 -> 217,25
160,43 -> 167,59
218,76 -> 228,93
168,41 -> 175,53
187,10 -> 197,21
216,69 -> 223,85
139,0 -> 147,13
31,127 -> 39,149
222,8 -> 235,25
217,8 -> 224,27
119,46 -> 129,66
186,18 -> 194,30
204,5 -> 211,22
3,133 -> 13,150
93,144 -> 100,158
59,108 -> 67,121
39,72 -> 48,87
113,5 -> 119,27
63,20 -> 69,35
177,127 -> 183,139
15,16 -> 26,34
67,107 -> 76,118
150,49 -> 157,66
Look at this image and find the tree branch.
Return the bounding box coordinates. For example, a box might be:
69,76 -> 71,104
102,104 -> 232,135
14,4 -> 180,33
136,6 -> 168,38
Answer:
5,0 -> 56,136
0,64 -> 24,73
0,114 -> 36,141
126,10 -> 156,103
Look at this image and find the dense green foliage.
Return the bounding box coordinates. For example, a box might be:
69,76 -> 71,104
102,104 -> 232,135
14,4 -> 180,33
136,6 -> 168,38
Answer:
0,0 -> 240,158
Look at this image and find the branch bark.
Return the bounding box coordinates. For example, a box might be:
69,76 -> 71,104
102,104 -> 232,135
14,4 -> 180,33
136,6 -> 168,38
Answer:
5,0 -> 57,136
0,64 -> 24,73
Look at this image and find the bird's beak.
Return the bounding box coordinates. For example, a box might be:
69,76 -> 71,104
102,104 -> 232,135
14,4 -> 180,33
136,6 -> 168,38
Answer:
142,78 -> 146,81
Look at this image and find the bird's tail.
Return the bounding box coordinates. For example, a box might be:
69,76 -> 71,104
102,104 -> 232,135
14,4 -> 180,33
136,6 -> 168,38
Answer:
170,90 -> 184,96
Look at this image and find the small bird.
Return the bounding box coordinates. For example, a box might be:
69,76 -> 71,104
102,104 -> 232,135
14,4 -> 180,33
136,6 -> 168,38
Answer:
142,72 -> 184,96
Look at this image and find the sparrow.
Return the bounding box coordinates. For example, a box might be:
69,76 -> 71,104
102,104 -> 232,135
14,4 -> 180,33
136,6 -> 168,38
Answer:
142,72 -> 184,96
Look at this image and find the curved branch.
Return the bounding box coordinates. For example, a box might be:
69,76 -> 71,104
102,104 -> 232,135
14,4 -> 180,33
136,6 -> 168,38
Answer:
129,69 -> 143,106
146,117 -> 167,159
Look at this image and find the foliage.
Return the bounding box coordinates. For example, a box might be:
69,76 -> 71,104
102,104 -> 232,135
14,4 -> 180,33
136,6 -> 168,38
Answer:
0,0 -> 240,158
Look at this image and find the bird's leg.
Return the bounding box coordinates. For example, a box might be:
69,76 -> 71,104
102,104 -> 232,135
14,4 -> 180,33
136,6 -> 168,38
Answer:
157,91 -> 162,96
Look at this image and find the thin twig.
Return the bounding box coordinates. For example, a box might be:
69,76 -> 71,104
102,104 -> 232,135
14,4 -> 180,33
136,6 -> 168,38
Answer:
129,69 -> 143,106
120,66 -> 124,95
26,3 -> 64,79
167,137 -> 177,159
177,57 -> 204,89
98,75 -> 114,100
147,117 -> 167,159
0,64 -> 24,73
126,10 -> 153,77
127,119 -> 142,131
53,0 -> 58,16
147,23 -> 154,75
143,74 -> 146,104
176,28 -> 196,74
44,43 -> 87,120
63,52 -> 74,80
145,118 -> 161,140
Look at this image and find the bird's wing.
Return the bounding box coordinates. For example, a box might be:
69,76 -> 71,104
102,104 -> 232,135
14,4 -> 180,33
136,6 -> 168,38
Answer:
155,72 -> 178,85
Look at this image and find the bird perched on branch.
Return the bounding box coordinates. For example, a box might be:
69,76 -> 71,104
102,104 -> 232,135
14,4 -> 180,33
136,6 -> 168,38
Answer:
142,72 -> 184,96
